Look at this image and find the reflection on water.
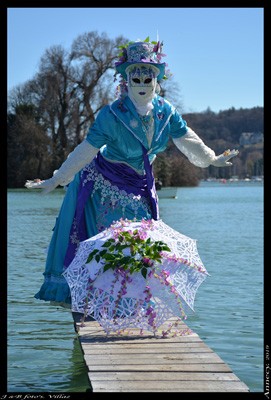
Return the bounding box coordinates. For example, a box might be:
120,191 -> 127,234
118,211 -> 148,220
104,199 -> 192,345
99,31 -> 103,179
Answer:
67,338 -> 92,393
8,302 -> 91,392
7,184 -> 263,392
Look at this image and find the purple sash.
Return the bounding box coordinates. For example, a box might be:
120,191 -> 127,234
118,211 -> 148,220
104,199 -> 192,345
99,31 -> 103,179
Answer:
63,149 -> 158,268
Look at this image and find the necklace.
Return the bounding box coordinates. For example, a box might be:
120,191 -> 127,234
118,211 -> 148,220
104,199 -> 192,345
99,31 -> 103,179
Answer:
139,113 -> 154,147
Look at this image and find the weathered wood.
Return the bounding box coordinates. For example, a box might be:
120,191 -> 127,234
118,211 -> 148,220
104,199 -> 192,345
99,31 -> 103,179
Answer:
90,380 -> 249,392
84,352 -> 226,363
87,363 -> 232,372
88,371 -> 241,381
73,317 -> 250,392
83,343 -> 213,354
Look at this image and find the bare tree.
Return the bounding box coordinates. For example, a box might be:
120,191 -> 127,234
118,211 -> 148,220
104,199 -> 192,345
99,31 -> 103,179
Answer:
8,31 -> 129,173
8,31 -> 195,187
159,78 -> 184,113
69,31 -> 127,143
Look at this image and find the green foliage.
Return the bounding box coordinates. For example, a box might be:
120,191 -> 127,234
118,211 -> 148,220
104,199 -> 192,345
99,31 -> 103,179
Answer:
86,229 -> 171,279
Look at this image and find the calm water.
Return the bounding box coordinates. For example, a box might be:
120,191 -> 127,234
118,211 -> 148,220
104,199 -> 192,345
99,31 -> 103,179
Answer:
7,182 -> 264,392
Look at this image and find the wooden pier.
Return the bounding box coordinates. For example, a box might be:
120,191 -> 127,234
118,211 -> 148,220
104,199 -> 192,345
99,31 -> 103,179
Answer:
72,314 -> 249,392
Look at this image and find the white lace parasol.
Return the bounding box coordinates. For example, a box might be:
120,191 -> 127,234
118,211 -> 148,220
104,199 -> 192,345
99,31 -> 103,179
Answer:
63,219 -> 209,336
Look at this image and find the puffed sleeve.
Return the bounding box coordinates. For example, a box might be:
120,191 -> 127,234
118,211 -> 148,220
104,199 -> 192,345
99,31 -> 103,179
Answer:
86,106 -> 112,148
169,108 -> 188,139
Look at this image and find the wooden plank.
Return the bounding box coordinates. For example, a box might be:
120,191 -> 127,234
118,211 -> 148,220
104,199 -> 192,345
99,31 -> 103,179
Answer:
87,363 -> 232,372
80,336 -> 202,343
83,345 -> 213,354
74,317 -> 250,392
84,353 -> 226,364
88,371 -> 241,381
82,341 -> 208,348
75,318 -> 197,337
90,379 -> 249,392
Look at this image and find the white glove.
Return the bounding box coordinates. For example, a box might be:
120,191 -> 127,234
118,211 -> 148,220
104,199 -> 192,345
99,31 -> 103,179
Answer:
25,140 -> 99,195
173,127 -> 239,168
211,149 -> 239,167
25,176 -> 61,195
173,127 -> 217,167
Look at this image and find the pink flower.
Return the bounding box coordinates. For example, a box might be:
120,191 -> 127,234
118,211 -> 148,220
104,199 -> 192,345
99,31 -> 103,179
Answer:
153,41 -> 160,53
142,257 -> 153,266
138,230 -> 148,240
146,306 -> 153,316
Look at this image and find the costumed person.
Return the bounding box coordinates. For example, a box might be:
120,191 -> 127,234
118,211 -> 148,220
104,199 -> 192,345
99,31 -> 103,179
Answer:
25,39 -> 238,333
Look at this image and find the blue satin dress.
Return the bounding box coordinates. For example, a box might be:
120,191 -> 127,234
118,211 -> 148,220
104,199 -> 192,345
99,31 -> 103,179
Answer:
34,95 -> 188,305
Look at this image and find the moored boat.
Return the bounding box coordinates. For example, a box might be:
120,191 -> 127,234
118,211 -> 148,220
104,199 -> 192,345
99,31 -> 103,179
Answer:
157,186 -> 178,199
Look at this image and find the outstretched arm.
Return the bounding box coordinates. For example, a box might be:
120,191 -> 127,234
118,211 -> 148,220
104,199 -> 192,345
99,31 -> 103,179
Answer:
173,127 -> 239,167
25,140 -> 100,194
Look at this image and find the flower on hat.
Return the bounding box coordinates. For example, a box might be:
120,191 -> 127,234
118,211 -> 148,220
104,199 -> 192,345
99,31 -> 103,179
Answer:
115,37 -> 169,82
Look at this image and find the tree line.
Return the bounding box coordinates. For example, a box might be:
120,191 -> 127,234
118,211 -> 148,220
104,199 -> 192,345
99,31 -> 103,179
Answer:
153,106 -> 263,186
7,31 -> 263,188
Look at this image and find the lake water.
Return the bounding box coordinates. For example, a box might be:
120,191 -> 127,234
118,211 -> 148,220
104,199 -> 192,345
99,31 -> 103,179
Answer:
7,181 -> 264,393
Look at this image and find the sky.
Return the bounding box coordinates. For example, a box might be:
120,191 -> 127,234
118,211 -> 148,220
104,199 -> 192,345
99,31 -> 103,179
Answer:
7,7 -> 264,113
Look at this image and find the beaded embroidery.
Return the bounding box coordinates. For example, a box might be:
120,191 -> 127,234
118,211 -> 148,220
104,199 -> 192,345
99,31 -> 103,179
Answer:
81,161 -> 151,221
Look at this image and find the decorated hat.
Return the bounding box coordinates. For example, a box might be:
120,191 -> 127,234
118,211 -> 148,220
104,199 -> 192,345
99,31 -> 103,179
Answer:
115,39 -> 166,82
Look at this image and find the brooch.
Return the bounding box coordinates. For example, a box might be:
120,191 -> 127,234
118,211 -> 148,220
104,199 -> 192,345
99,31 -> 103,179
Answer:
117,101 -> 128,113
130,119 -> 139,128
157,112 -> 165,120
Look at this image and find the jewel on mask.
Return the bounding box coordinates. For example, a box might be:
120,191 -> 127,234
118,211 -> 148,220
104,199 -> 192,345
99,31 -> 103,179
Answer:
126,65 -> 158,113
127,66 -> 157,99
128,66 -> 157,88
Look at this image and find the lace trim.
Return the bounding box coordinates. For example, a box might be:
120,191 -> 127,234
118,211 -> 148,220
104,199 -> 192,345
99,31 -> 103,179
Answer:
63,219 -> 208,336
81,162 -> 151,217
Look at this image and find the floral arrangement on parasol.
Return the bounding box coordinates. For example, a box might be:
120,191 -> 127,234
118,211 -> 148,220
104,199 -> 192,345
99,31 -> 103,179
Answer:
63,218 -> 209,337
87,221 -> 171,278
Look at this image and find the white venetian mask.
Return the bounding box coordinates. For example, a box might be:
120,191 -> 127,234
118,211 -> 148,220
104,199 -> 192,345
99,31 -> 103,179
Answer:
126,64 -> 158,114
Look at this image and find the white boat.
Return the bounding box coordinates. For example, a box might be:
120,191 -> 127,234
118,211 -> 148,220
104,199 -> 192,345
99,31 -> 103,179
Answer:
157,187 -> 178,199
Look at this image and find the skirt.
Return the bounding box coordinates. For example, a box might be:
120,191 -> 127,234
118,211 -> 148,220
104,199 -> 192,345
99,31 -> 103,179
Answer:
34,154 -> 155,305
